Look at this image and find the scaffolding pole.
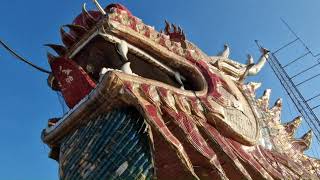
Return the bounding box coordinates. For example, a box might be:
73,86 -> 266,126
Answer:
255,41 -> 320,143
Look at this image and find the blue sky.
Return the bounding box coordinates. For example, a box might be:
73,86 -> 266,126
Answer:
1,0 -> 320,179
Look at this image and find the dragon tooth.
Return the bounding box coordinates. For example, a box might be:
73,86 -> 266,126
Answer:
174,72 -> 184,86
99,67 -> 116,80
116,40 -> 129,61
121,62 -> 133,74
99,67 -> 108,81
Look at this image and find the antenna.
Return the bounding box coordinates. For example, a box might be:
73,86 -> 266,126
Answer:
0,39 -> 51,74
92,0 -> 107,15
255,18 -> 320,150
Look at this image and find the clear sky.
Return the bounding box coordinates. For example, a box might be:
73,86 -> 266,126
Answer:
1,0 -> 320,179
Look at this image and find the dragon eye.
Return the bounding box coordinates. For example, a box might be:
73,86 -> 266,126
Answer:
86,64 -> 94,73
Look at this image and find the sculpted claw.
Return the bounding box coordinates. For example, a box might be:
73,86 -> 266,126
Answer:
239,47 -> 270,81
247,47 -> 270,76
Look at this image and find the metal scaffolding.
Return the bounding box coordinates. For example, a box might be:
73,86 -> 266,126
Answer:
255,18 -> 320,144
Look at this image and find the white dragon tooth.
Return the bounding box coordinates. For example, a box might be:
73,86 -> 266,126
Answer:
100,67 -> 108,76
99,67 -> 114,81
121,62 -> 133,74
174,72 -> 184,87
116,40 -> 129,61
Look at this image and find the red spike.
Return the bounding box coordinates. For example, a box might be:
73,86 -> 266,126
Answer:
164,20 -> 171,34
82,3 -> 98,28
60,27 -> 77,48
45,44 -> 67,56
172,24 -> 178,33
64,24 -> 88,38
181,30 -> 186,40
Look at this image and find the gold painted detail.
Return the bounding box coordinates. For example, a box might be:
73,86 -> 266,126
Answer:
224,108 -> 257,141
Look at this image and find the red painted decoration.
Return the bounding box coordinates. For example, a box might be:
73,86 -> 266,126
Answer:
73,11 -> 101,28
49,58 -> 96,108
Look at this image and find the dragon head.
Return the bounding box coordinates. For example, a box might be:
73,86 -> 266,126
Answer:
42,2 -> 319,179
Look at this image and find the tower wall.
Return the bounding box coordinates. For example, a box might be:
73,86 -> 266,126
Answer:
58,108 -> 154,179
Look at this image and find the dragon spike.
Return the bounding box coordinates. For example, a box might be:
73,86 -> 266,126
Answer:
44,44 -> 67,57
92,0 -> 107,15
63,24 -> 88,38
172,24 -> 178,32
249,82 -> 261,92
258,89 -> 271,110
164,20 -> 171,34
301,130 -> 313,142
82,3 -> 98,28
292,130 -> 313,152
60,27 -> 77,48
243,82 -> 261,97
181,30 -> 186,40
47,52 -> 58,64
274,98 -> 283,108
178,26 -> 182,33
269,98 -> 282,122
284,116 -> 302,137
270,98 -> 282,112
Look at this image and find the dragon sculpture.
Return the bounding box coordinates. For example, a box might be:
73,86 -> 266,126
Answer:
42,1 -> 320,179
